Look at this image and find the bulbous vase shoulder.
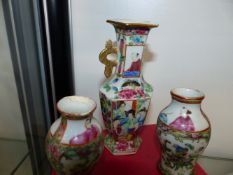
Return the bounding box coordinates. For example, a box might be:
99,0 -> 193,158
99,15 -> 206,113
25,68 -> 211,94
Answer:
45,96 -> 104,175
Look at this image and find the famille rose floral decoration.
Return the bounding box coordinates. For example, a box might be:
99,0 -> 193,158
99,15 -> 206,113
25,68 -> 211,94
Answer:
45,96 -> 104,175
156,88 -> 211,175
99,19 -> 158,155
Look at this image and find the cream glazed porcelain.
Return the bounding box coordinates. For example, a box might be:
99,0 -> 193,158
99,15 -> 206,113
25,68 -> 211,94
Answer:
46,96 -> 104,175
157,88 -> 211,175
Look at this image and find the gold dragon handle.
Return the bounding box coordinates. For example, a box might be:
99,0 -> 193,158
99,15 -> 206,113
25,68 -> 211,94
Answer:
99,40 -> 117,78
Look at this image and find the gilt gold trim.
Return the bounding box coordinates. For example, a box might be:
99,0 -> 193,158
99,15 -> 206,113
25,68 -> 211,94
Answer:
107,19 -> 159,29
170,88 -> 205,104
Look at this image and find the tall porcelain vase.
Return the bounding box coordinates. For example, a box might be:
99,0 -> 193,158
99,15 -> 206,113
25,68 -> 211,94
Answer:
99,19 -> 158,155
156,88 -> 211,175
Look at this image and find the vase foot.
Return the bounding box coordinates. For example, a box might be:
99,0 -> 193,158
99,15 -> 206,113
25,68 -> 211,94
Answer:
104,134 -> 142,155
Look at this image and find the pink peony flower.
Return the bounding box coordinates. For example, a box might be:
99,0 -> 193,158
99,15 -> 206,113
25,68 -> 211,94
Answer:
70,134 -> 88,145
116,140 -> 128,151
136,30 -> 147,35
191,133 -> 201,139
86,126 -> 99,140
169,116 -> 195,131
48,144 -> 61,159
119,89 -> 145,99
69,125 -> 99,145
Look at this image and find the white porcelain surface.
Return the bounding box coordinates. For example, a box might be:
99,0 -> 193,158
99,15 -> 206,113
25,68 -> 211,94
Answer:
50,117 -> 61,136
161,100 -> 209,131
61,119 -> 86,144
57,96 -> 96,116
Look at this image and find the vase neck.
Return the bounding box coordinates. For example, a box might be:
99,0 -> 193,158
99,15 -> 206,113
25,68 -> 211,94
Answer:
61,113 -> 92,120
114,27 -> 150,79
171,99 -> 201,108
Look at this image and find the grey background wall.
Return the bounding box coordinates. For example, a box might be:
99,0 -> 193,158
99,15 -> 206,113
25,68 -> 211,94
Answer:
0,1 -> 25,140
71,0 -> 233,158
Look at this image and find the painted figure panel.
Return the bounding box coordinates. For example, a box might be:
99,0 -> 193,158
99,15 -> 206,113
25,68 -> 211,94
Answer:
157,119 -> 210,175
99,92 -> 112,132
112,98 -> 150,140
123,45 -> 144,77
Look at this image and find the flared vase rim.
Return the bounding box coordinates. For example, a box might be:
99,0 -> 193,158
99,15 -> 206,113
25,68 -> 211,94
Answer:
170,88 -> 205,104
107,19 -> 159,29
57,96 -> 97,118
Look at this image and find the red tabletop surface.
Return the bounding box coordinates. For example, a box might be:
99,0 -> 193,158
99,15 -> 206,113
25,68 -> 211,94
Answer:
52,125 -> 207,175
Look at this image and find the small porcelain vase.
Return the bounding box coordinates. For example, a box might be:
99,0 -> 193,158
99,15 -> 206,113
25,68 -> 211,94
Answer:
99,19 -> 158,155
156,88 -> 211,175
45,96 -> 104,175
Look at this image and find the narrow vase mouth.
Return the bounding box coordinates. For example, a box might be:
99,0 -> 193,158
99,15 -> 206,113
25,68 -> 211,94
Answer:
170,88 -> 205,104
57,96 -> 96,118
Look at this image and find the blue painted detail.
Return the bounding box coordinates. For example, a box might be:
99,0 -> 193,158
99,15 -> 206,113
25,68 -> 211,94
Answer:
132,36 -> 142,44
159,113 -> 167,123
175,145 -> 188,153
123,71 -> 140,77
112,86 -> 118,92
137,116 -> 145,126
114,115 -> 121,120
112,78 -> 119,83
128,128 -> 134,133
120,117 -> 129,125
